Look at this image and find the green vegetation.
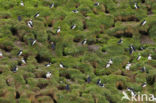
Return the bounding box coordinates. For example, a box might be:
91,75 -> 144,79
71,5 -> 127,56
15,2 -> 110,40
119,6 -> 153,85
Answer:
0,0 -> 156,103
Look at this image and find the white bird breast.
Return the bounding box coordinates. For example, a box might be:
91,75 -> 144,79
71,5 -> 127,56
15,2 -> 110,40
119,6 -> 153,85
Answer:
108,60 -> 113,64
106,63 -> 110,68
137,56 -> 141,60
60,64 -> 64,68
20,2 -> 24,6
22,59 -> 26,64
125,65 -> 130,70
148,56 -> 152,60
142,21 -> 146,25
46,73 -> 51,78
0,52 -> 3,56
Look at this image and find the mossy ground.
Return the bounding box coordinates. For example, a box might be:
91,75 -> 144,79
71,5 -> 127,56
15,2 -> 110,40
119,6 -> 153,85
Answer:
0,0 -> 156,103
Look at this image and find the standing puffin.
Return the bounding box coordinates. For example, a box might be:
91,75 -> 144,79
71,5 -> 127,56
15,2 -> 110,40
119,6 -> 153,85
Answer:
118,38 -> 123,44
11,66 -> 18,73
45,63 -> 51,67
21,58 -> 26,64
134,3 -> 139,9
137,54 -> 142,61
20,1 -> 24,6
82,39 -> 87,45
140,20 -> 146,26
94,2 -> 100,6
27,19 -> 33,28
59,63 -> 64,68
50,3 -> 54,8
34,12 -> 40,18
46,72 -> 52,78
148,54 -> 152,60
71,24 -> 76,30
0,51 -> 3,58
72,10 -> 79,13
17,50 -> 23,56
51,42 -> 55,50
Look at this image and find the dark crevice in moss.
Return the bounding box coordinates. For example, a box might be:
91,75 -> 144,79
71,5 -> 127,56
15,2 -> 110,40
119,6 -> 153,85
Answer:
62,50 -> 67,56
115,32 -> 133,38
141,0 -> 145,3
83,21 -> 87,30
23,75 -> 28,84
48,93 -> 57,103
3,47 -> 12,52
146,75 -> 155,85
79,92 -> 82,97
35,54 -> 47,63
57,86 -> 65,90
115,16 -> 139,22
15,91 -> 20,99
60,73 -> 71,80
73,37 -> 81,43
10,27 -> 18,36
139,30 -> 149,36
147,7 -> 153,15
121,71 -> 125,76
117,83 -> 124,90
37,83 -> 48,89
0,70 -> 2,74
48,23 -> 52,27
105,6 -> 109,14
18,61 -> 22,66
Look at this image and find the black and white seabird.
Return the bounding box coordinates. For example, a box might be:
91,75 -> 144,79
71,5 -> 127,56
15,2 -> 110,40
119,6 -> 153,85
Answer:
0,51 -> 3,58
72,10 -> 79,13
50,3 -> 54,8
20,1 -> 24,6
139,46 -> 144,50
141,82 -> 147,88
18,16 -> 22,21
46,72 -> 51,78
108,59 -> 113,64
31,40 -> 37,46
71,24 -> 76,29
94,2 -> 100,6
99,83 -> 104,87
118,38 -> 123,44
127,88 -> 135,96
130,44 -> 135,51
97,79 -> 104,87
27,19 -> 33,28
129,44 -> 135,54
148,54 -> 152,60
129,48 -> 133,54
82,39 -> 87,45
97,79 -> 101,85
45,63 -> 51,67
106,63 -> 111,68
141,66 -> 146,72
65,84 -> 70,91
34,12 -> 40,18
17,50 -> 23,56
51,42 -> 55,50
56,26 -> 61,34
59,63 -> 64,68
11,66 -> 18,73
106,59 -> 113,68
21,58 -> 26,64
134,3 -> 139,9
137,54 -> 142,60
125,62 -> 131,70
140,20 -> 146,26
86,76 -> 91,83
